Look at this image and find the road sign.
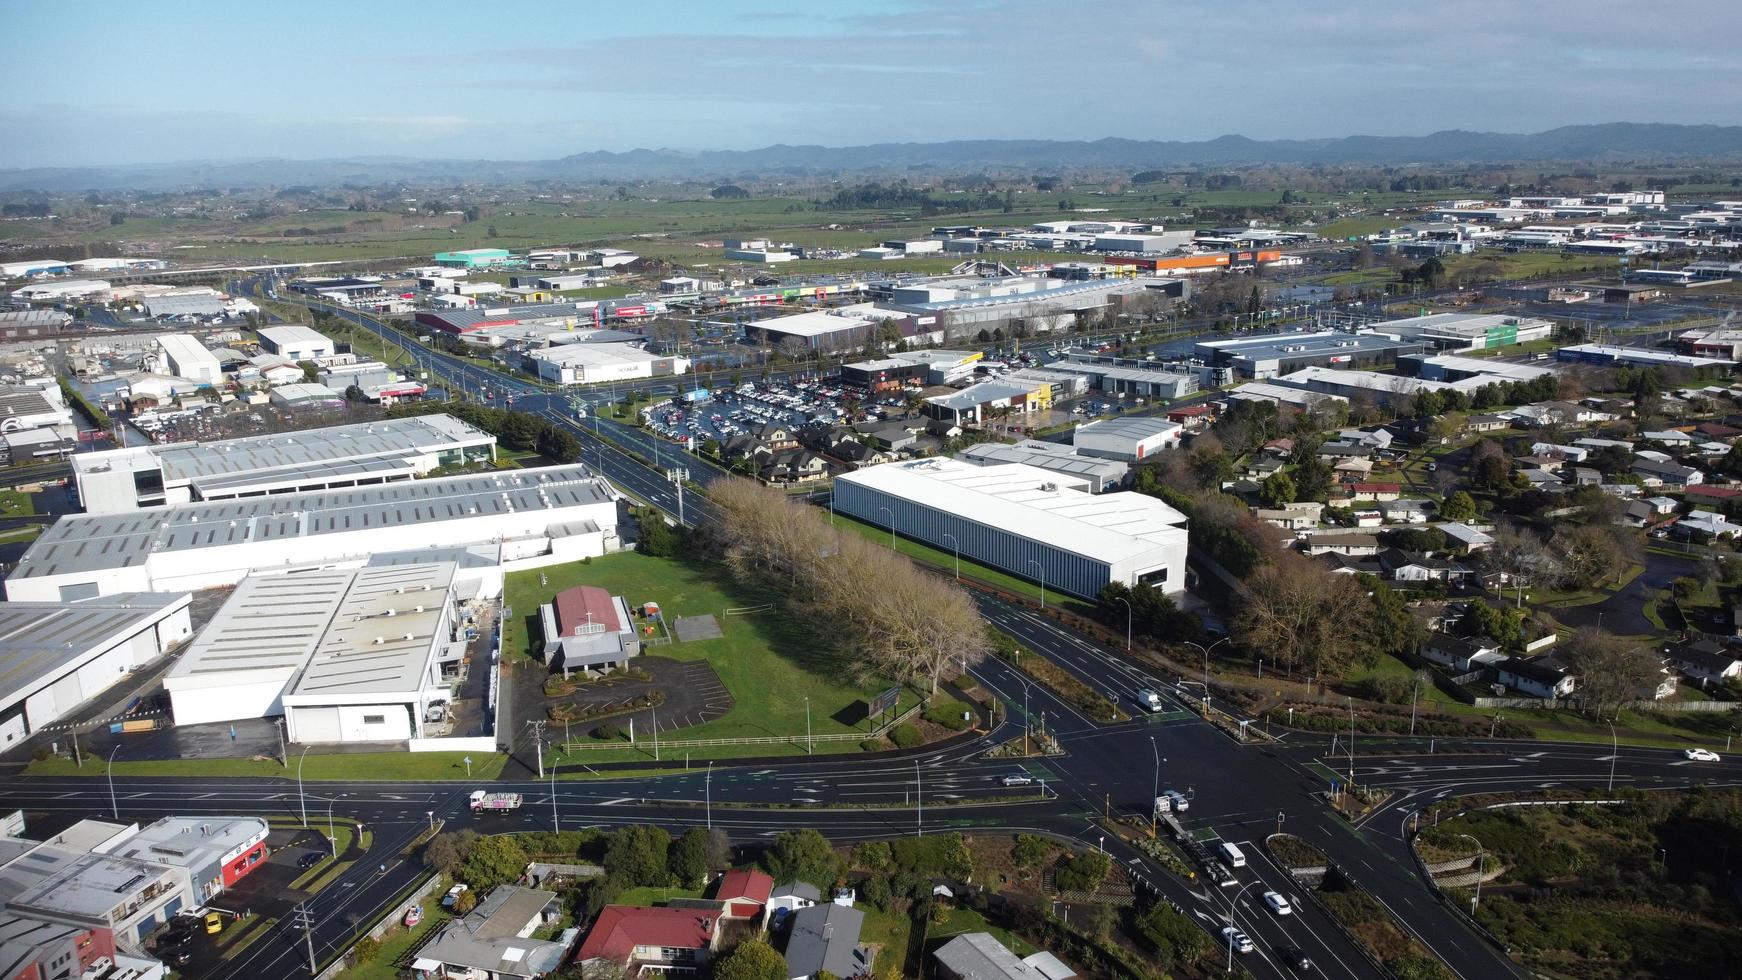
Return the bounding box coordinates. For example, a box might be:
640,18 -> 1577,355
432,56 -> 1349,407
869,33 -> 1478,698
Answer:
869,687 -> 901,718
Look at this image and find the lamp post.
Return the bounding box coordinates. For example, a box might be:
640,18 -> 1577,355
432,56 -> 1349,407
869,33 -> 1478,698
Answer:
1225,881 -> 1261,974
297,745 -> 311,827
705,762 -> 713,830
328,801 -> 337,857
1607,719 -> 1618,791
1149,737 -> 1161,831
915,760 -> 923,837
941,533 -> 960,581
1114,595 -> 1133,651
1454,833 -> 1485,915
804,697 -> 812,755
1026,560 -> 1046,610
107,746 -> 121,820
1184,637 -> 1230,707
879,506 -> 896,550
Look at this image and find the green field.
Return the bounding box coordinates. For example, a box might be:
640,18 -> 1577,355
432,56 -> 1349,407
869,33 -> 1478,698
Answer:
832,512 -> 1092,614
339,904 -> 451,980
504,551 -> 920,755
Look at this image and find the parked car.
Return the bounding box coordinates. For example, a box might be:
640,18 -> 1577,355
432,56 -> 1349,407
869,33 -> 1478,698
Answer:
1162,789 -> 1189,812
164,948 -> 193,967
298,851 -> 323,869
1685,748 -> 1721,762
204,913 -> 224,935
1220,927 -> 1254,953
1263,891 -> 1293,916
441,883 -> 469,909
1000,774 -> 1033,787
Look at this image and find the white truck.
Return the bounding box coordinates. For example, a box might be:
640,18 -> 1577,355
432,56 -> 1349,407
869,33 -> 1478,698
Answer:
1135,688 -> 1166,713
469,791 -> 523,814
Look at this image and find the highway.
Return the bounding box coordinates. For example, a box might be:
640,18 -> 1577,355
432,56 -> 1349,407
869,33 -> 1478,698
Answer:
13,282 -> 1731,979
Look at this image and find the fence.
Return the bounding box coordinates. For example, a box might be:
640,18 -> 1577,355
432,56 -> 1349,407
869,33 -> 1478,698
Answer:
557,694 -> 927,753
312,871 -> 443,980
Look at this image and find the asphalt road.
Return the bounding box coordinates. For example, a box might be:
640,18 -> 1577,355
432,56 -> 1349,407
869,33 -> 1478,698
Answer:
19,282 -> 1728,979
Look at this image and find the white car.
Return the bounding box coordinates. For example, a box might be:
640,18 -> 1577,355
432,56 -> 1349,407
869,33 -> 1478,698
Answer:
1263,891 -> 1293,915
1684,748 -> 1721,762
1220,927 -> 1254,953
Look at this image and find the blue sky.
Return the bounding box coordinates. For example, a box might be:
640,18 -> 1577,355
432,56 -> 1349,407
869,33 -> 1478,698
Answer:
3,0 -> 1739,168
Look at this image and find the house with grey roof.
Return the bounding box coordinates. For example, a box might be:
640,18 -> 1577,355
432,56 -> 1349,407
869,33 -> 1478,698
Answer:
782,903 -> 865,980
413,886 -> 567,980
934,931 -> 1069,980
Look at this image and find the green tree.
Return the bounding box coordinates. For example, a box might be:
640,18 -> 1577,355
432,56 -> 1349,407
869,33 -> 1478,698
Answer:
604,825 -> 671,886
1135,902 -> 1209,968
461,834 -> 528,891
635,506 -> 680,557
852,840 -> 892,872
1439,491 -> 1477,523
712,939 -> 786,980
668,828 -> 711,888
1259,471 -> 1297,509
761,829 -> 840,888
536,426 -> 581,463
424,830 -> 476,876
1054,851 -> 1110,892
352,936 -> 381,964
1012,835 -> 1050,870
297,360 -> 320,383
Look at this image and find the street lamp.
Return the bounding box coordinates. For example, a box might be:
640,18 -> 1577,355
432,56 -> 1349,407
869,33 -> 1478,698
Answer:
1114,595 -> 1133,651
1184,637 -> 1230,705
107,745 -> 121,819
804,697 -> 812,755
1607,720 -> 1618,791
705,762 -> 713,830
1454,833 -> 1485,915
1026,560 -> 1047,610
1149,737 -> 1161,830
1224,880 -> 1262,974
941,532 -> 960,581
878,506 -> 896,550
297,744 -> 311,827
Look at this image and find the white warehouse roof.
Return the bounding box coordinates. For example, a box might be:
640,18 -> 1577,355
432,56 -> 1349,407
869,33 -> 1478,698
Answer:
257,325 -> 333,349
837,458 -> 1186,567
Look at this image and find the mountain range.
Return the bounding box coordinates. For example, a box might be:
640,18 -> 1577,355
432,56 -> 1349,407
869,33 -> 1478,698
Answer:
3,123 -> 1739,193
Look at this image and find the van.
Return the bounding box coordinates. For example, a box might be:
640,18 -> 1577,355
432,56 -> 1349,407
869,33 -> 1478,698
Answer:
1163,789 -> 1190,812
1218,842 -> 1247,868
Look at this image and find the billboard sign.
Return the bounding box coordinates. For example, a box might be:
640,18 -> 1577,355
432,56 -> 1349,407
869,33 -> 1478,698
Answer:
868,687 -> 901,717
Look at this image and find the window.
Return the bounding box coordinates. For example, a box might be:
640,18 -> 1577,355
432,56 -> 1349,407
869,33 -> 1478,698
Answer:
363,714 -> 386,725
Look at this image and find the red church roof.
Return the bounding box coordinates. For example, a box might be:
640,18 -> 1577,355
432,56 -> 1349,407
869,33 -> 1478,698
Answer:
578,906 -> 718,964
553,585 -> 626,637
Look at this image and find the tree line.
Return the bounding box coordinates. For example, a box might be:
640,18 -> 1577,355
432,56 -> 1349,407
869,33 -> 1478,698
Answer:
387,400 -> 581,463
706,477 -> 988,693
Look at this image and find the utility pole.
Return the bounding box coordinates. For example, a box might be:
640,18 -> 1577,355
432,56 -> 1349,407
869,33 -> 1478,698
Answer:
295,904 -> 316,976
805,697 -> 812,755
915,759 -> 923,837
706,762 -> 713,830
527,720 -> 547,779
276,718 -> 287,769
550,753 -> 559,833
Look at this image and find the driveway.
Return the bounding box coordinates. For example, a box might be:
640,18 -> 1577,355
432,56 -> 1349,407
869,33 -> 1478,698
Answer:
1551,550 -> 1698,635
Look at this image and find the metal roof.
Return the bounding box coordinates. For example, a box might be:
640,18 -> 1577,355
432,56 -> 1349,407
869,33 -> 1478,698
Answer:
0,593 -> 190,711
14,464 -> 609,580
958,442 -> 1128,481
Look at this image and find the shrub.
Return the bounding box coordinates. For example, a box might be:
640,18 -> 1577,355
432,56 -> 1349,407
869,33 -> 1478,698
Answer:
860,874 -> 893,912
1011,834 -> 1051,869
593,722 -> 622,741
859,738 -> 884,752
853,840 -> 892,872
1135,902 -> 1208,966
1054,851 -> 1110,893
352,936 -> 381,964
889,723 -> 924,748
923,700 -> 974,731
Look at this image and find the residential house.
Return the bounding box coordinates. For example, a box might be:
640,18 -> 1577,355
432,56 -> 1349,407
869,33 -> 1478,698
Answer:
1638,660 -> 1679,701
1316,552 -> 1383,576
1252,502 -> 1323,531
576,905 -> 721,976
1261,438 -> 1295,458
1333,457 -> 1374,482
856,422 -> 920,453
1422,633 -> 1505,672
1514,400 -> 1615,427
823,436 -> 892,470
1494,657 -> 1576,699
1379,499 -> 1433,524
1571,466 -> 1602,486
1530,442 -> 1591,463
1622,496 -> 1679,527
1641,429 -> 1696,446
1695,422 -> 1742,442
753,423 -> 799,452
1337,427 -> 1395,451
1346,483 -> 1402,502
1632,457 -> 1703,487
1464,414 -> 1511,433
413,887 -> 567,980
933,932 -> 1052,980
1673,509 -> 1742,541
1353,510 -> 1383,528
767,882 -> 820,917
1301,531 -> 1383,557
1439,522 -> 1495,552
760,449 -> 829,485
1517,468 -> 1565,489
1246,456 -> 1286,480
1664,638 -> 1742,690
783,903 -> 867,980
713,869 -> 774,924
1380,548 -> 1475,586
1685,485 -> 1742,508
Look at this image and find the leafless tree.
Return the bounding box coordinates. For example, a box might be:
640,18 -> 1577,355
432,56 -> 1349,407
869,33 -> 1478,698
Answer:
1233,554 -> 1371,675
1561,627 -> 1662,717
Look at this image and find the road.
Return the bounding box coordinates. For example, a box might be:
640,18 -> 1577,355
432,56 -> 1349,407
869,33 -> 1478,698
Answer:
12,282 -> 1730,979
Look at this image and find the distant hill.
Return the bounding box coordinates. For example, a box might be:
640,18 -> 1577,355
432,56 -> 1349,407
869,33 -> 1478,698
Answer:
4,123 -> 1740,192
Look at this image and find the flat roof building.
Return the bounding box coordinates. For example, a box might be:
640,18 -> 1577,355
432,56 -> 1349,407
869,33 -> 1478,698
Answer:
527,343 -> 689,385
1365,313 -> 1554,351
156,334 -> 222,385
7,464 -> 618,603
1557,344 -> 1736,369
1194,330 -> 1427,379
834,458 -> 1187,598
1072,417 -> 1183,461
1040,358 -> 1200,400
167,563 -> 460,741
746,305 -> 894,352
0,592 -> 193,747
256,326 -> 336,361
957,441 -> 1129,493
104,816 -> 270,903
71,414 -> 496,513
434,248 -> 514,269
1404,354 -> 1559,384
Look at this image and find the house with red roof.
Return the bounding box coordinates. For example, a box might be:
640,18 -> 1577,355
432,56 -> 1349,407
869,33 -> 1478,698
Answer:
712,868 -> 775,922
577,905 -> 721,974
538,585 -> 641,675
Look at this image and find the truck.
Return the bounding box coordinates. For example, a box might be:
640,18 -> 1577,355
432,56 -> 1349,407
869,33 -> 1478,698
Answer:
469,791 -> 522,814
1135,688 -> 1166,713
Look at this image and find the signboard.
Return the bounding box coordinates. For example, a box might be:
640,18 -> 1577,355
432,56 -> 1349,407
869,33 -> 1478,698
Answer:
868,687 -> 901,718
1,809 -> 24,838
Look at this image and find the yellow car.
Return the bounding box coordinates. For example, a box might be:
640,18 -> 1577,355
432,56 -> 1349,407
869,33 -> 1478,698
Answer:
204,913 -> 223,935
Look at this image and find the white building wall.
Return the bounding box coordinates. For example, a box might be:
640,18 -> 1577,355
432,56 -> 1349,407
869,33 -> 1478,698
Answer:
170,678 -> 287,727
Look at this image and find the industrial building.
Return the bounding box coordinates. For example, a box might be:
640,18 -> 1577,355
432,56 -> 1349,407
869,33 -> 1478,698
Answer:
434,248 -> 515,269
1040,358 -> 1204,399
414,299 -> 663,338
957,441 -> 1128,493
1091,231 -> 1195,253
152,334 -> 222,385
1194,330 -> 1427,379
1073,417 -> 1184,461
883,276 -> 1185,337
1366,313 -> 1554,351
1225,382 -> 1348,411
527,343 -> 689,385
1556,344 -> 1736,369
9,279 -> 111,301
71,414 -> 497,513
166,562 -> 463,741
1403,354 -> 1558,384
922,378 -> 1052,427
744,305 -> 904,352
834,458 -> 1188,599
0,383 -> 76,434
0,592 -> 194,746
256,325 -> 336,360
7,465 -> 619,602
839,350 -> 983,390
1269,366 -> 1469,407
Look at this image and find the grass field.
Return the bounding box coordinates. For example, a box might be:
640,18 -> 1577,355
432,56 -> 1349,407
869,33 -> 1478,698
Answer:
613,884 -> 706,907
0,489 -> 37,515
831,512 -> 1093,614
503,551 -> 919,751
339,905 -> 450,980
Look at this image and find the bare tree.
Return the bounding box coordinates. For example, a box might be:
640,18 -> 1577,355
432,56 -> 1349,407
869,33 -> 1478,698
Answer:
1233,554 -> 1371,675
1560,627 -> 1662,717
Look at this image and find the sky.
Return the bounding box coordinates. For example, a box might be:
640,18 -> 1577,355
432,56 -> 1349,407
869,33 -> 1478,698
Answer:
3,0 -> 1740,169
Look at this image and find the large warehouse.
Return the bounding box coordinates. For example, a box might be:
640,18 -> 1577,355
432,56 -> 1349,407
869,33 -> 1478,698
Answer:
834,458 -> 1188,599
156,334 -> 223,384
0,592 -> 194,747
1365,313 -> 1553,351
1073,417 -> 1184,461
256,325 -> 336,360
166,562 -> 462,742
1194,330 -> 1427,379
72,414 -> 497,513
6,464 -> 619,602
527,343 -> 690,385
